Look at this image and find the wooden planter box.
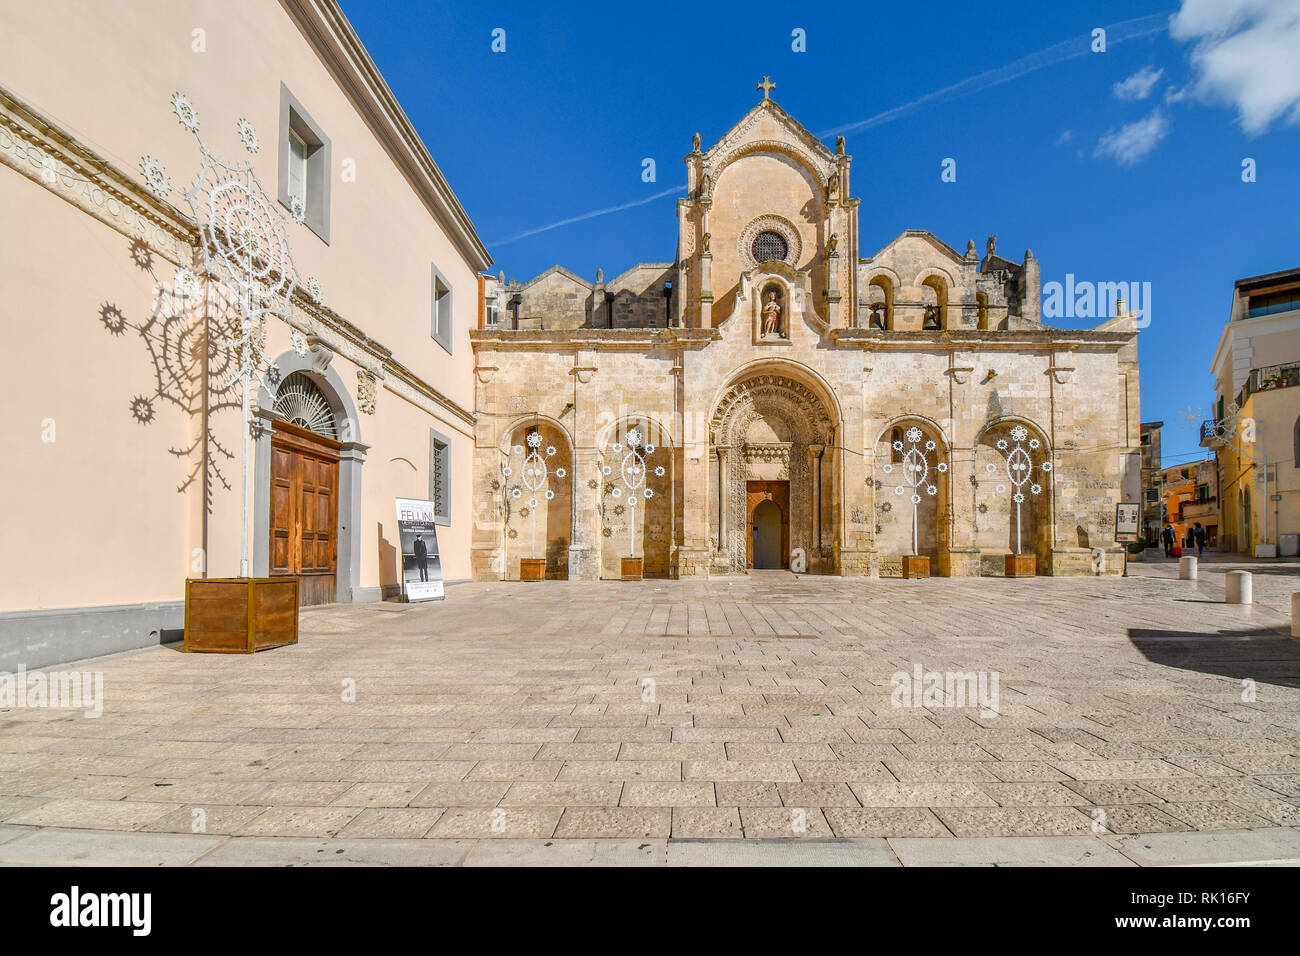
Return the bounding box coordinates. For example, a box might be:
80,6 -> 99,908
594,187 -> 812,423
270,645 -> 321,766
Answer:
1005,553 -> 1037,577
621,557 -> 644,581
519,558 -> 546,581
901,555 -> 930,579
184,577 -> 299,654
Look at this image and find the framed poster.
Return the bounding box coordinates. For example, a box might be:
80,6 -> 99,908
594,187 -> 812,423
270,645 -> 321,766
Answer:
1115,501 -> 1140,540
395,498 -> 444,601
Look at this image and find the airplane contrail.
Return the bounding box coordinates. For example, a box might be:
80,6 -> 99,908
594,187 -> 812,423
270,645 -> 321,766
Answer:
818,12 -> 1170,138
487,183 -> 686,248
489,13 -> 1171,250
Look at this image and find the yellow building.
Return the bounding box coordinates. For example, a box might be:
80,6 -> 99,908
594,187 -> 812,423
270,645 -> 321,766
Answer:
1159,460 -> 1217,549
1202,268 -> 1300,556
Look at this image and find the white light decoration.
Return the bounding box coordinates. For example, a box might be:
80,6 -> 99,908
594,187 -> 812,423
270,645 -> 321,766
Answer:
882,425 -> 947,556
143,92 -> 319,578
610,426 -> 658,559
519,428 -> 563,560
994,425 -> 1052,554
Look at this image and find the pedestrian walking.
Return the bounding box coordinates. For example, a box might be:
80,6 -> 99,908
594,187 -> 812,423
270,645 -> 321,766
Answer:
1194,522 -> 1206,556
1161,523 -> 1175,557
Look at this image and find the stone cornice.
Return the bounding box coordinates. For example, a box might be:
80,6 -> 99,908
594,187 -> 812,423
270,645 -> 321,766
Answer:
470,328 -> 719,352
0,82 -> 195,262
829,329 -> 1135,351
278,0 -> 491,272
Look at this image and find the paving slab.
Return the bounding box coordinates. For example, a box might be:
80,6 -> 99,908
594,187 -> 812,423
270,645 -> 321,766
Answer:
194,837 -> 472,867
888,835 -> 1134,867
667,837 -> 899,867
0,827 -> 223,866
1109,827 -> 1300,866
464,839 -> 665,866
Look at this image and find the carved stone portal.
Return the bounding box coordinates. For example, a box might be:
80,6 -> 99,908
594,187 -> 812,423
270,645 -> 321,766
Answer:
709,374 -> 834,573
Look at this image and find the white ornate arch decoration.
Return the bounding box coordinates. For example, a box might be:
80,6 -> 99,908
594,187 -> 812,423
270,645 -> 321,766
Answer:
498,413 -> 575,455
872,414 -> 952,455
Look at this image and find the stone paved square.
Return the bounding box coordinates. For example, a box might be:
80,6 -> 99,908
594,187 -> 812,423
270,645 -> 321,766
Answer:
3,557 -> 1300,864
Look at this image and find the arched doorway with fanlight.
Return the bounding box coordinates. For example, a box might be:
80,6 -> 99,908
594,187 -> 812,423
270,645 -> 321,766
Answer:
253,349 -> 366,606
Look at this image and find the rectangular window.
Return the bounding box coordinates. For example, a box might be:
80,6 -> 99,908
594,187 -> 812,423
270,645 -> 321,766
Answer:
431,264 -> 453,353
288,128 -> 308,209
429,430 -> 451,525
277,84 -> 331,243
485,302 -> 499,328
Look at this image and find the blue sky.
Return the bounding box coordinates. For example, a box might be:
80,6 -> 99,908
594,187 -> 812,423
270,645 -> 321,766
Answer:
340,0 -> 1300,470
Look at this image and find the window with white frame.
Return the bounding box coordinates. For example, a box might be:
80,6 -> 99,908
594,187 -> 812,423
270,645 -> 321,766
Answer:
431,264 -> 453,353
277,83 -> 331,243
430,430 -> 451,525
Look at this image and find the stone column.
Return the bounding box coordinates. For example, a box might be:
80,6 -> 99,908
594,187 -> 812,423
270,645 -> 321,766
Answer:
699,208 -> 713,328
808,444 -> 824,555
943,445 -> 980,577
716,445 -> 729,550
825,250 -> 840,329
567,359 -> 601,580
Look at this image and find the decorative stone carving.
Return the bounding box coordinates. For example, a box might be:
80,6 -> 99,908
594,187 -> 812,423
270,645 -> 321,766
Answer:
357,369 -> 378,415
308,340 -> 334,374
739,215 -> 802,270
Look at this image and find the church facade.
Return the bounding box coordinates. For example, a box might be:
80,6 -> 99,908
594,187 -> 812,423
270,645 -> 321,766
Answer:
471,84 -> 1142,581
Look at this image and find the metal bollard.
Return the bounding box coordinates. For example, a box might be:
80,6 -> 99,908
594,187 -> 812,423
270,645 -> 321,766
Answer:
1225,570 -> 1253,605
1178,556 -> 1198,580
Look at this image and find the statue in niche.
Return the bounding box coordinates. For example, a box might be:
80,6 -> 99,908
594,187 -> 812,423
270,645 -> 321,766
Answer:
827,170 -> 839,201
701,231 -> 710,254
692,132 -> 701,152
698,172 -> 712,200
826,233 -> 838,257
761,288 -> 784,338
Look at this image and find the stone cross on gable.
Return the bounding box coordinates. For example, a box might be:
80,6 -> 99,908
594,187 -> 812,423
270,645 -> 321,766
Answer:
757,76 -> 776,100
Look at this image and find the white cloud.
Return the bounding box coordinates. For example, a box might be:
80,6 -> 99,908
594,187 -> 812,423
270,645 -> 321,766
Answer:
1170,0 -> 1300,133
1095,110 -> 1171,165
1113,66 -> 1165,100
1056,129 -> 1074,145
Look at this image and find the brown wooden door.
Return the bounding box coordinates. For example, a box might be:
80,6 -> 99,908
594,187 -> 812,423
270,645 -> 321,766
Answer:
746,480 -> 789,569
269,420 -> 340,606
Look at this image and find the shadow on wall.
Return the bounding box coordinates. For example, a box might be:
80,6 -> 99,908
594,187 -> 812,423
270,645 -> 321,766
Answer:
98,236 -> 245,515
377,522 -> 399,599
1076,525 -> 1090,549
1128,627 -> 1300,688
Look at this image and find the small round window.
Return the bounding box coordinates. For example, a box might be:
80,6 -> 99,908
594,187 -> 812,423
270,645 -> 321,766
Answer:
751,231 -> 788,264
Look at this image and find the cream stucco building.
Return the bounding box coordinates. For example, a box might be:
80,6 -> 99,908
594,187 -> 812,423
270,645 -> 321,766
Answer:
1201,267 -> 1300,556
1,0 -> 490,667
472,87 -> 1142,581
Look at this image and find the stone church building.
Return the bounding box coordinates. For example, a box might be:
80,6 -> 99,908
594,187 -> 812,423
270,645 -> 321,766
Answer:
472,83 -> 1141,580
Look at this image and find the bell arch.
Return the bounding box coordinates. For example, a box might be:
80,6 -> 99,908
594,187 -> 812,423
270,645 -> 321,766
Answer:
708,364 -> 839,573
